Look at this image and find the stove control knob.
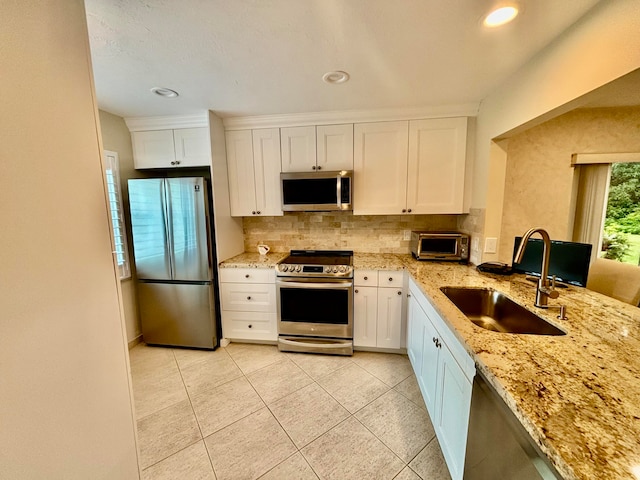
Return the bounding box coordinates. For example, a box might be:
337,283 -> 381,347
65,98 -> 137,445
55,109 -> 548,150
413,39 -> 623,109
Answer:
281,264 -> 288,272
333,266 -> 339,273
324,266 -> 331,273
295,265 -> 302,272
338,266 -> 346,273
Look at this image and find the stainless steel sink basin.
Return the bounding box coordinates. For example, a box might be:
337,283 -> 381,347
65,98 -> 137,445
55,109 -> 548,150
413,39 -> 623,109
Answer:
440,287 -> 566,336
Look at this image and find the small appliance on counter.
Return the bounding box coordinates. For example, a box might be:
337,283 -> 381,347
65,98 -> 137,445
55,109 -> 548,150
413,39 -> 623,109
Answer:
411,231 -> 469,262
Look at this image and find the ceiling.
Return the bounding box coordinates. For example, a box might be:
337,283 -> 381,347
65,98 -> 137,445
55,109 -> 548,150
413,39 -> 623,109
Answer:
85,0 -> 602,119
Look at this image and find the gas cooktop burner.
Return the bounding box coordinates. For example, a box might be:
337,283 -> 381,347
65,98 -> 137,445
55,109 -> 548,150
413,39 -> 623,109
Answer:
276,250 -> 353,277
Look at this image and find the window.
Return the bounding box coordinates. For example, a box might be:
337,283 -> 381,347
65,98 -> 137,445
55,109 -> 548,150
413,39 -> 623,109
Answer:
572,153 -> 640,266
103,150 -> 131,279
601,162 -> 640,265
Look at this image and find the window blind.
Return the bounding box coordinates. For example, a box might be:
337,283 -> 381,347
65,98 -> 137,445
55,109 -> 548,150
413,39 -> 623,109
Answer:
103,150 -> 131,279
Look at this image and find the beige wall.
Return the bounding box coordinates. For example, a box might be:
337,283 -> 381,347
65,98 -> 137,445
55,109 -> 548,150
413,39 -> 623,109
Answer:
474,0 -> 640,262
1,2 -> 139,478
497,106 -> 640,263
99,110 -> 144,344
243,213 -> 459,253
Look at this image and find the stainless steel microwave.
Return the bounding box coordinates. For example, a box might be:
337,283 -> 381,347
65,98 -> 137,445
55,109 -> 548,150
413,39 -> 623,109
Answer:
281,170 -> 352,212
411,231 -> 469,262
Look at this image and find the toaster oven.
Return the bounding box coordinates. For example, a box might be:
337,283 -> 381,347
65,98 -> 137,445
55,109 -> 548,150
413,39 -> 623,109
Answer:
411,231 -> 469,262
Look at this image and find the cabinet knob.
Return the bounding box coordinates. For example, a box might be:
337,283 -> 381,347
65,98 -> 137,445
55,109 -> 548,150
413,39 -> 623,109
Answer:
176,160 -> 181,165
397,291 -> 402,295
433,337 -> 437,344
256,211 -> 261,215
317,166 -> 321,170
402,209 -> 406,213
252,211 -> 256,215
407,208 -> 412,213
389,277 -> 393,282
363,276 -> 368,280
247,296 -> 251,300
355,289 -> 359,294
312,165 -> 316,170
245,274 -> 250,278
170,161 -> 176,165
407,293 -> 411,298
248,324 -> 252,328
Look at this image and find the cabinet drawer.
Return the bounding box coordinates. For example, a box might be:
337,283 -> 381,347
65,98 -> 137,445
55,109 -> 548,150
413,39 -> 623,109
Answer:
221,311 -> 277,341
219,268 -> 275,284
220,283 -> 276,312
354,270 -> 378,286
378,270 -> 404,288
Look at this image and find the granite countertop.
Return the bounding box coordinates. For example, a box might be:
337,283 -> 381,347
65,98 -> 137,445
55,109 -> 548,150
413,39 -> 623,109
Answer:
219,251 -> 640,479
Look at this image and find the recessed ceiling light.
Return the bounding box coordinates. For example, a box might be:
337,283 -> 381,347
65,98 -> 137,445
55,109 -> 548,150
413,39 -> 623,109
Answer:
150,87 -> 179,98
483,5 -> 519,27
322,71 -> 350,84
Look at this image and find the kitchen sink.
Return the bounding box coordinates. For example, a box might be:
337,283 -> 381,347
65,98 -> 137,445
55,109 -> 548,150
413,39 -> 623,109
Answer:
440,287 -> 566,336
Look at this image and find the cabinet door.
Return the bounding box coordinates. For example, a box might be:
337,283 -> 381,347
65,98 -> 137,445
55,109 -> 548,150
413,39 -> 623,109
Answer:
353,121 -> 409,215
317,124 -> 354,171
225,130 -> 257,216
353,286 -> 378,347
406,118 -> 467,214
252,128 -> 283,216
435,343 -> 473,480
376,287 -> 403,349
420,314 -> 440,419
280,126 -> 316,172
132,130 -> 175,169
406,294 -> 425,375
173,128 -> 211,167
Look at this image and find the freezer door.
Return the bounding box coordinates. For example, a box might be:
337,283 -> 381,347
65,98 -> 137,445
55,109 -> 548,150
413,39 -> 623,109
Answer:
166,178 -> 211,282
138,282 -> 216,349
128,179 -> 172,280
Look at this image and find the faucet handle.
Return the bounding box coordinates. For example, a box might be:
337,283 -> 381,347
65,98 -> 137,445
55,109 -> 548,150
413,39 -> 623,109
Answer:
548,275 -> 560,299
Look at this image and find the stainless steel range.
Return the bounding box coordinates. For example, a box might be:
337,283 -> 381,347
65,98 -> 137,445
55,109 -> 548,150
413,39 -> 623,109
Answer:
276,250 -> 354,355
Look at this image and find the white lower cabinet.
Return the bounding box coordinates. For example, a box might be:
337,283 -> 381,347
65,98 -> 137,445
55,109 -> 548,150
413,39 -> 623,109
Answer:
354,270 -> 404,350
408,278 -> 475,480
219,268 -> 277,342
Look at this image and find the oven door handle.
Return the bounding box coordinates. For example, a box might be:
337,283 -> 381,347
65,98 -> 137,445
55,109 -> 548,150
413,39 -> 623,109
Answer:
279,338 -> 352,349
277,280 -> 353,289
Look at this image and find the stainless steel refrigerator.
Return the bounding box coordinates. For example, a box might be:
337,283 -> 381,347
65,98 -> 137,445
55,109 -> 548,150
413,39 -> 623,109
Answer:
128,177 -> 217,349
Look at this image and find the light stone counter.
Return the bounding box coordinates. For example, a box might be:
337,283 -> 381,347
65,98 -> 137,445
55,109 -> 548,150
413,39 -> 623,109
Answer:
219,251 -> 640,479
219,252 -> 287,269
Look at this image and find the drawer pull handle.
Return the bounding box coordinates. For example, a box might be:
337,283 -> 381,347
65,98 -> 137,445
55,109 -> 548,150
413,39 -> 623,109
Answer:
247,296 -> 252,300
389,277 -> 393,282
355,289 -> 359,294
397,291 -> 402,295
363,276 -> 368,280
248,324 -> 252,328
245,274 -> 250,278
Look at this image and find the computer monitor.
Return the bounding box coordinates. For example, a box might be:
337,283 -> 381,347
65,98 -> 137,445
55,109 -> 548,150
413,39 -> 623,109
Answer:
511,237 -> 592,287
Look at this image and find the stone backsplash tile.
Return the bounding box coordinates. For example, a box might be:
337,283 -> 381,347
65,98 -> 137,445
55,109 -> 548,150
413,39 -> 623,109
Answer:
243,212 -> 459,253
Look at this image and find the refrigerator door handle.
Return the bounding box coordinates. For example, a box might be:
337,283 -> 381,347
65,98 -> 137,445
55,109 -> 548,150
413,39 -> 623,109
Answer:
161,179 -> 174,279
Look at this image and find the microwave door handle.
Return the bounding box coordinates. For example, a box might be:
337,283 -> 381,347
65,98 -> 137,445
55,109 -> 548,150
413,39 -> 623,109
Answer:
336,174 -> 342,209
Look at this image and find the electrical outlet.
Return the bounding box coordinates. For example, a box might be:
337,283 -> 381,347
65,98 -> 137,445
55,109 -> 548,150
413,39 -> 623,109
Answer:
403,230 -> 412,241
484,237 -> 498,254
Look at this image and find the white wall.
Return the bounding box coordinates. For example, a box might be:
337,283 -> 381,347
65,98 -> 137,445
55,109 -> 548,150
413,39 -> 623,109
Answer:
0,2 -> 139,479
99,110 -> 144,344
473,0 -> 640,261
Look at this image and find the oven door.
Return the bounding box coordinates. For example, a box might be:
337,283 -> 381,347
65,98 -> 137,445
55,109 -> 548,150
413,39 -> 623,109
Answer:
276,276 -> 353,339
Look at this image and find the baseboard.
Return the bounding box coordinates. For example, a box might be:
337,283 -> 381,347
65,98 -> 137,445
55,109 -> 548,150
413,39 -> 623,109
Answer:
128,335 -> 143,350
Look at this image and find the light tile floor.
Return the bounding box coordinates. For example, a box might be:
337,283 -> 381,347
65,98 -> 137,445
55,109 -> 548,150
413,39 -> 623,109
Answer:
130,342 -> 451,480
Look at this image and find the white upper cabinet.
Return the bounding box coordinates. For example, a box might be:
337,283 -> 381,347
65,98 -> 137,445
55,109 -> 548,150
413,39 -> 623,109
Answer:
280,126 -> 316,172
316,124 -> 354,171
407,118 -> 468,214
353,121 -> 409,215
354,118 -> 468,215
132,127 -> 210,169
226,128 -> 283,217
281,124 -> 354,172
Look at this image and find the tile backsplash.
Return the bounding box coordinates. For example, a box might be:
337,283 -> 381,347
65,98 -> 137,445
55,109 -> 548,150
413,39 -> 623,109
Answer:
243,212 -> 461,253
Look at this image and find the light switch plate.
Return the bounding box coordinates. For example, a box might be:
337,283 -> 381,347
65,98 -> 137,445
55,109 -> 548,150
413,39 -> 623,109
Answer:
403,230 -> 412,241
484,237 -> 498,254
472,237 -> 480,252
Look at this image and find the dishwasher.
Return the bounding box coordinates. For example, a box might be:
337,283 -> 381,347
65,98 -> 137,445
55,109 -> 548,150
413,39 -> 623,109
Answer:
463,371 -> 561,480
